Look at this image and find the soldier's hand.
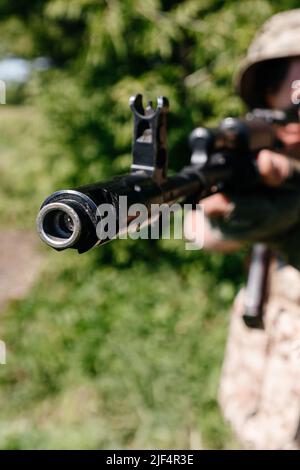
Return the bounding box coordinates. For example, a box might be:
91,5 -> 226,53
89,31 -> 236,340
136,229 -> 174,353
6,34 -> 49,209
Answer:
201,193 -> 234,218
202,150 -> 291,219
257,150 -> 291,187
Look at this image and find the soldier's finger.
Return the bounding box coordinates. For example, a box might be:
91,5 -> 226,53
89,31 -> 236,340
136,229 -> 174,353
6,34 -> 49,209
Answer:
201,193 -> 234,218
257,149 -> 290,187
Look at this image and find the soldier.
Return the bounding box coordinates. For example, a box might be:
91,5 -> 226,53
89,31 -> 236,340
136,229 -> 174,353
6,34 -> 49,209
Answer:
185,9 -> 300,449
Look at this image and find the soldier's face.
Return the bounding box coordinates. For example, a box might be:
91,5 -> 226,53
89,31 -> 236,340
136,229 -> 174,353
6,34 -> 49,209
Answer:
268,58 -> 300,149
268,58 -> 300,110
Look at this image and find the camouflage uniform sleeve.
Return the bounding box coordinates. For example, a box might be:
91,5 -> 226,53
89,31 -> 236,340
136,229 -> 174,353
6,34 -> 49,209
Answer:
208,188 -> 300,269
284,157 -> 300,191
219,263 -> 300,450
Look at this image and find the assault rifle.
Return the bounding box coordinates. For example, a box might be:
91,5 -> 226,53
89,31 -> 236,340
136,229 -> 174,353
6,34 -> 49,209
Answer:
36,94 -> 299,328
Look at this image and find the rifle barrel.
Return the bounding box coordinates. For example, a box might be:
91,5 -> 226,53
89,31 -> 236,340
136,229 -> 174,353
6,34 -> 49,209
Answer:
36,167 -> 210,253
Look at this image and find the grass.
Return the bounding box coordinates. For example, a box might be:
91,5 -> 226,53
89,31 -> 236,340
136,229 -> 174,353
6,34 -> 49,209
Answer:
0,105 -> 243,449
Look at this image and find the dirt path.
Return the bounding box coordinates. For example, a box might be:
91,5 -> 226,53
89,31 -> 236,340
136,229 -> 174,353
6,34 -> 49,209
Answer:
0,230 -> 43,310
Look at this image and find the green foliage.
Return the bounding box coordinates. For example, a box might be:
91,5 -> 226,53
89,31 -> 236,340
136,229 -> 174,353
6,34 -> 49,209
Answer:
0,102 -> 243,449
0,239 -> 243,449
19,0 -> 300,181
0,0 -> 298,450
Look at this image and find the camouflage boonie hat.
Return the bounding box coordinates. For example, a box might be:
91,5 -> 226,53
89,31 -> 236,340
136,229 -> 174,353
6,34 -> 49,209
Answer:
236,9 -> 300,108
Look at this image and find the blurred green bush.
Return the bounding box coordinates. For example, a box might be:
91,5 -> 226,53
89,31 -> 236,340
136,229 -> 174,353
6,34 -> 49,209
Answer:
0,0 -> 299,449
